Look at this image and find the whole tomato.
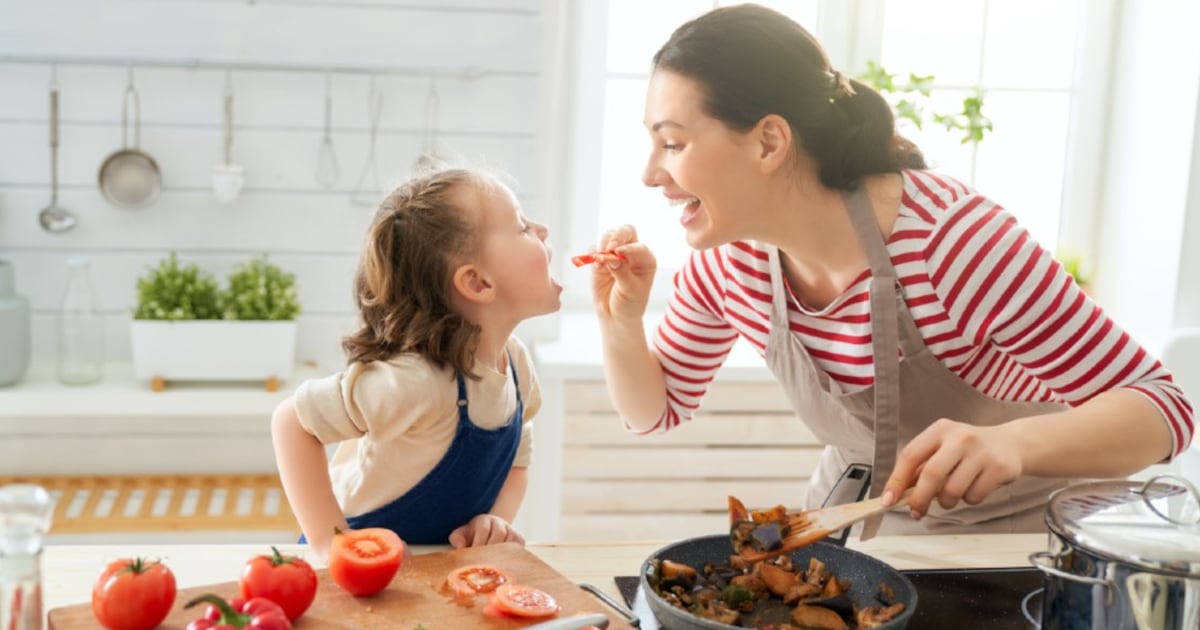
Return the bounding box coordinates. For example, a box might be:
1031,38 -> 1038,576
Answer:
238,546 -> 318,620
91,557 -> 177,630
328,527 -> 405,597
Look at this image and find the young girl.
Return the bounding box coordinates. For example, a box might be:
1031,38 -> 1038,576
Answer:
272,168 -> 562,556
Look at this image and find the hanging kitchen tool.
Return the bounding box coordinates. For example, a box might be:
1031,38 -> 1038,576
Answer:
97,66 -> 162,209
349,75 -> 384,207
38,65 -> 76,233
412,77 -> 442,173
211,70 -> 245,203
315,72 -> 340,189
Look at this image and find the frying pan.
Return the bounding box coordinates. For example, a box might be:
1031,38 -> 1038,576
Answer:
97,76 -> 161,209
640,534 -> 917,629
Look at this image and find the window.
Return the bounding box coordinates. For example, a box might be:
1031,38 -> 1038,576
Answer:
566,0 -> 1109,308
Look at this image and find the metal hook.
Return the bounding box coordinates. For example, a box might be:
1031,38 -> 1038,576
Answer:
1136,473 -> 1200,527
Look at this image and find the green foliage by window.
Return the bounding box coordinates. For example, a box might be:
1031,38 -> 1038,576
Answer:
133,252 -> 222,321
219,255 -> 302,321
857,60 -> 993,145
1056,250 -> 1093,289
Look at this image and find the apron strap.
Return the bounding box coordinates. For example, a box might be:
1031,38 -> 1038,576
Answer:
842,185 -> 904,540
456,349 -> 523,423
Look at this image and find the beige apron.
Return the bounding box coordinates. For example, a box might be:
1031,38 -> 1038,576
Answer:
763,185 -> 1071,537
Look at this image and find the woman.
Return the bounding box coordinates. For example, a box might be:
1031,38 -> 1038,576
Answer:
589,4 -> 1193,535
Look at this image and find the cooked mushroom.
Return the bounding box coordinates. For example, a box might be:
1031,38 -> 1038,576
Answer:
855,602 -> 907,628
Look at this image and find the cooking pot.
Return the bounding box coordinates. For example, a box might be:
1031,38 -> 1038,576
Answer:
639,534 -> 917,629
1030,475 -> 1200,629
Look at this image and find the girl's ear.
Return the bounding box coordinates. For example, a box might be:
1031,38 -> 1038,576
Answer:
452,263 -> 495,304
754,113 -> 793,174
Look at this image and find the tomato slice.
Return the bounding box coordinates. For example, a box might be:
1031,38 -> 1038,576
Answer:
490,583 -> 561,619
448,565 -> 512,594
328,528 -> 406,597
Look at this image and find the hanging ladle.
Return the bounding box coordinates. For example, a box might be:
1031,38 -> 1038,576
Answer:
39,66 -> 76,233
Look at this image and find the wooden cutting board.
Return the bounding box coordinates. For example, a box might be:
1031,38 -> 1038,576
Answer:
48,542 -> 636,629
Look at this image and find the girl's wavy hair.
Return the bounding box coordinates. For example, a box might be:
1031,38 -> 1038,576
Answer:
342,168 -> 495,377
653,4 -> 927,190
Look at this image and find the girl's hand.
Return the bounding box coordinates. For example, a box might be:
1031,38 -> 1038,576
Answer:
591,224 -> 657,321
882,418 -> 1024,519
448,514 -> 525,548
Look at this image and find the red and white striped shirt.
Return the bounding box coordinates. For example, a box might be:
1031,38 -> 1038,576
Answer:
651,170 -> 1195,457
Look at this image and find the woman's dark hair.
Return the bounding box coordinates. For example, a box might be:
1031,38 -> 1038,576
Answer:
652,3 -> 926,189
342,168 -> 495,378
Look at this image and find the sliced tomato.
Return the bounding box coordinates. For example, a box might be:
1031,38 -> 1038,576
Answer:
444,564 -> 512,606
448,565 -> 512,594
490,583 -> 560,619
328,527 -> 406,597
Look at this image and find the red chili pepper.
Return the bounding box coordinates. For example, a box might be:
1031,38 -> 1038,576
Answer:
571,250 -> 626,267
184,594 -> 292,630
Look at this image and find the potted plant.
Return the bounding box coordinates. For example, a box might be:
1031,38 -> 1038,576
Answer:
130,253 -> 301,391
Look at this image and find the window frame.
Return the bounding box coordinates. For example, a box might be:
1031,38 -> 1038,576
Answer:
557,0 -> 1117,313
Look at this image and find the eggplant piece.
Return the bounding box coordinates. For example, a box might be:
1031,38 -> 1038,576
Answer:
791,604 -> 849,630
750,523 -> 785,552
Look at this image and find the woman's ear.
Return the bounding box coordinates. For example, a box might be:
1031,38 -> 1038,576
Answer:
755,114 -> 793,174
452,264 -> 495,304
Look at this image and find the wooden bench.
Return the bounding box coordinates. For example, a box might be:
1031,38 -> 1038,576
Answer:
560,380 -> 820,541
0,474 -> 297,534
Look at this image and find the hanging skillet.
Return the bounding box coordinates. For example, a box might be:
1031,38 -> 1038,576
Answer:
98,68 -> 162,209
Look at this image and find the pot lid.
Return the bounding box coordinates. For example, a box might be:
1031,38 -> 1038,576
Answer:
1046,476 -> 1200,576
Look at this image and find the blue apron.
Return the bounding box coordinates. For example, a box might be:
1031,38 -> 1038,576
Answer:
302,357 -> 523,545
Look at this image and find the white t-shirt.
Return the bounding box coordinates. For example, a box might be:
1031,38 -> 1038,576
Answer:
294,336 -> 539,517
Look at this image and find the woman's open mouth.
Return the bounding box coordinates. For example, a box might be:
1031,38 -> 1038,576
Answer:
671,196 -> 701,227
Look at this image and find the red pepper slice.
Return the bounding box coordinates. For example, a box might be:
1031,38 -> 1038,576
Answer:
571,250 -> 626,267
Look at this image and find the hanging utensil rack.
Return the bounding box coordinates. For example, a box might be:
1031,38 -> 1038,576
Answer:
0,53 -> 519,78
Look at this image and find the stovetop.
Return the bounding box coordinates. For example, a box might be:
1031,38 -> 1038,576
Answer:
614,566 -> 1043,629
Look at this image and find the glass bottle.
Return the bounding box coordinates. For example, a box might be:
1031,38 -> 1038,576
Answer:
57,257 -> 104,385
0,484 -> 54,630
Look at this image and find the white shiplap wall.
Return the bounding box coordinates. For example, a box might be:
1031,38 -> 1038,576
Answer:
0,0 -> 546,370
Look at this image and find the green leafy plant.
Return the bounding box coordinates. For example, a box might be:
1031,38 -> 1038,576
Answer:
1057,250 -> 1093,290
133,252 -> 222,321
219,255 -> 302,321
857,60 -> 993,145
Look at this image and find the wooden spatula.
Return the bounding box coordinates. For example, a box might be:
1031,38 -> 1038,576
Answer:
730,489 -> 914,562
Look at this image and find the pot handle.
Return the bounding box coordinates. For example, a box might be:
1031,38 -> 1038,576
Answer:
1029,551 -> 1113,605
1137,473 -> 1200,526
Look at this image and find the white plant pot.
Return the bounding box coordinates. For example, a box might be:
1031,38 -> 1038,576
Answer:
130,320 -> 297,385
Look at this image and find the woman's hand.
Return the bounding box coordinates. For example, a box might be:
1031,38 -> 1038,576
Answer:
882,418 -> 1024,519
448,514 -> 525,548
591,224 -> 657,321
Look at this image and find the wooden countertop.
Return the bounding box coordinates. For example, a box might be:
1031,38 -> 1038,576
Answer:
42,534 -> 1047,615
